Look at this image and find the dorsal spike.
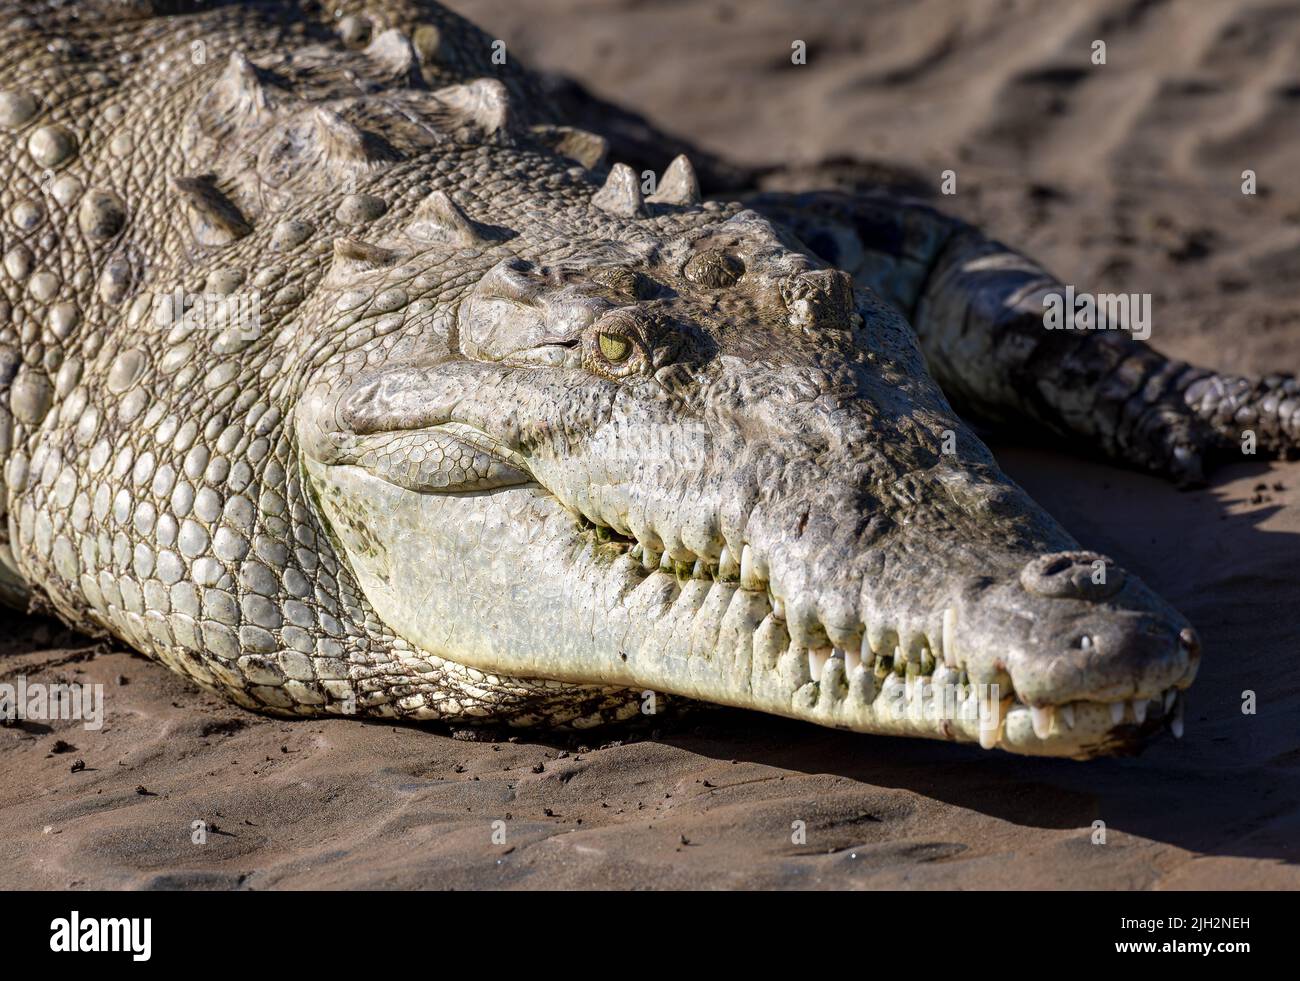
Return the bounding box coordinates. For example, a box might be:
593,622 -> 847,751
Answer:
406,190 -> 496,246
224,51 -> 272,107
183,50 -> 278,166
204,51 -> 274,128
365,28 -> 419,78
334,237 -> 401,263
647,154 -> 700,206
592,163 -> 646,218
251,108 -> 397,194
328,237 -> 405,282
171,174 -> 251,246
430,78 -> 512,137
530,124 -> 608,170
310,107 -> 395,166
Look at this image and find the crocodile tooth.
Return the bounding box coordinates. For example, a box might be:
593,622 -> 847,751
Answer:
1164,688 -> 1177,712
941,606 -> 958,667
1132,699 -> 1148,724
692,559 -> 705,579
978,720 -> 999,751
1110,701 -> 1126,724
808,646 -> 830,682
849,660 -> 876,703
932,663 -> 956,691
879,673 -> 905,711
903,673 -> 918,703
739,544 -> 760,589
1171,694 -> 1185,739
865,619 -> 886,660
642,548 -> 660,571
1060,704 -> 1075,729
717,544 -> 737,580
841,645 -> 858,674
1030,705 -> 1053,739
629,544 -> 643,561
859,632 -> 874,669
770,595 -> 785,619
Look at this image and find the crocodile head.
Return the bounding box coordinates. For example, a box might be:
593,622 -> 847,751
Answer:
296,201 -> 1198,758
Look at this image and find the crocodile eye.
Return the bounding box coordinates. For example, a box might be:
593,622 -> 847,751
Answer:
586,310 -> 649,379
684,249 -> 743,288
598,332 -> 632,363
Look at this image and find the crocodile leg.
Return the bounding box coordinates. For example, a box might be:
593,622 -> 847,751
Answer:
745,189 -> 1295,485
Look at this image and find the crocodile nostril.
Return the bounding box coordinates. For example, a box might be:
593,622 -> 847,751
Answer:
1020,550 -> 1125,600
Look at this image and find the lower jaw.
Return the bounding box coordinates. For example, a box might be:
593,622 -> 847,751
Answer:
308,464 -> 1184,759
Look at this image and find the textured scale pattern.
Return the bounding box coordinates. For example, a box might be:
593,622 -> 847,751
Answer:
0,0 -> 656,725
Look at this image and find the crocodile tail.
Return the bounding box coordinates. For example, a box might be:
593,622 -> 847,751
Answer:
1181,372 -> 1300,461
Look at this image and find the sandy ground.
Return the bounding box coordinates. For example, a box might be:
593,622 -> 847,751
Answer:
3,0 -> 1300,889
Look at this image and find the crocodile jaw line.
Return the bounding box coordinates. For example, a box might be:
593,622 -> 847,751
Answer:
306,457 -> 1195,759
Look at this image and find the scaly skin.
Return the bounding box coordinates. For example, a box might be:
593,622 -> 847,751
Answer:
0,1 -> 1211,758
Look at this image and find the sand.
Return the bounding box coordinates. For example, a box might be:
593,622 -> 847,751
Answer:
2,0 -> 1298,889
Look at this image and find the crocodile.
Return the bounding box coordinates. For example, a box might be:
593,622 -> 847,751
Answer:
1,0 -> 1289,759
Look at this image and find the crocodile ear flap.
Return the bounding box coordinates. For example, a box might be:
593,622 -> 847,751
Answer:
647,155 -> 700,206
592,162 -> 646,218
